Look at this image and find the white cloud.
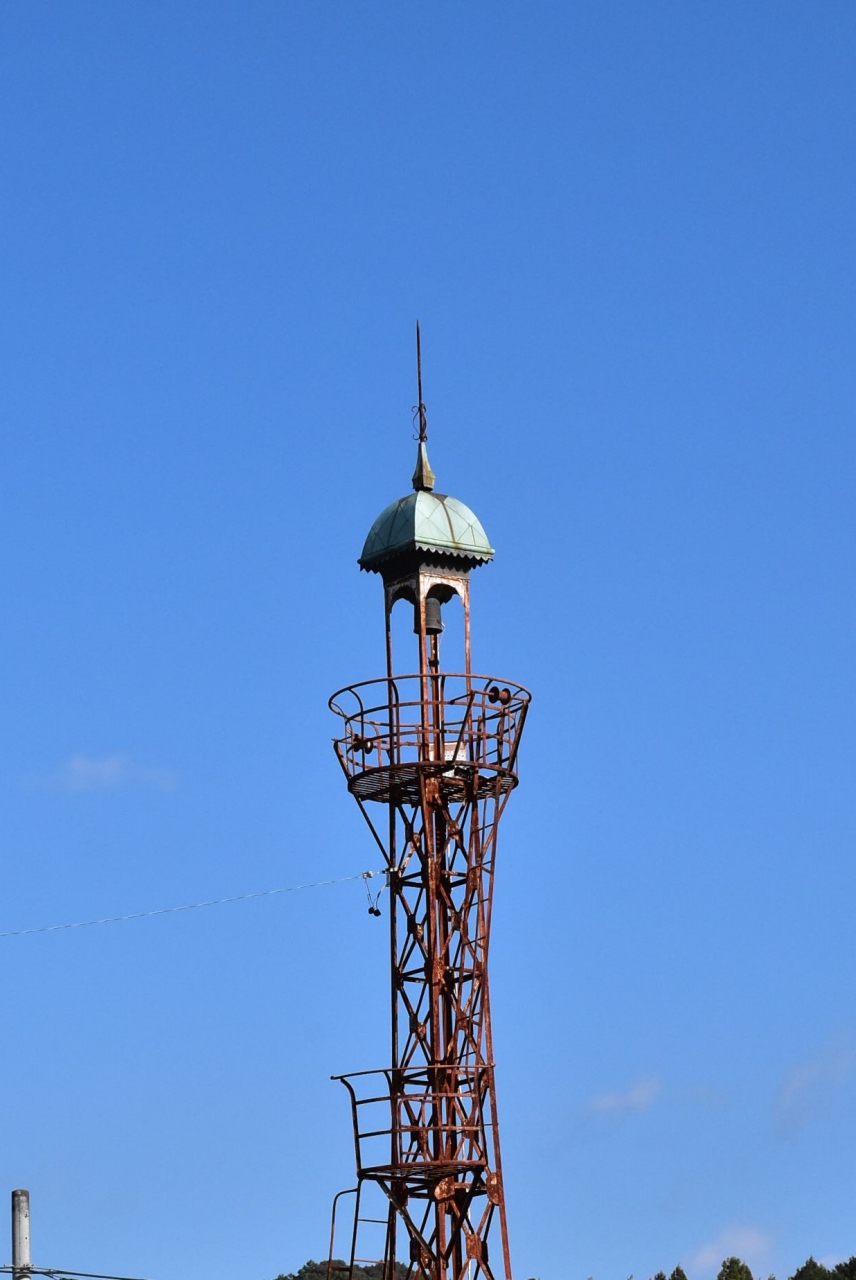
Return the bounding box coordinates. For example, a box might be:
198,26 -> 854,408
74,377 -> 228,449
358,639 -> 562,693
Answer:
587,1075 -> 661,1116
30,754 -> 177,794
61,754 -> 130,792
776,1044 -> 856,1134
686,1225 -> 773,1280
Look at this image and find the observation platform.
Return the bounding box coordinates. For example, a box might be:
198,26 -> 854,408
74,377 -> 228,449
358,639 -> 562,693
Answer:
329,674 -> 530,805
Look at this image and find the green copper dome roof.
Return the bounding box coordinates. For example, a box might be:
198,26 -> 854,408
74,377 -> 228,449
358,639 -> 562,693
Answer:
359,490 -> 495,573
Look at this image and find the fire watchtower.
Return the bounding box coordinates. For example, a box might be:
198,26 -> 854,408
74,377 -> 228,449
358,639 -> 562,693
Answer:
326,331 -> 529,1280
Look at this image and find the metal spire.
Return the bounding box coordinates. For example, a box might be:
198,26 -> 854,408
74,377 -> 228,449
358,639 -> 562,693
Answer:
412,320 -> 436,492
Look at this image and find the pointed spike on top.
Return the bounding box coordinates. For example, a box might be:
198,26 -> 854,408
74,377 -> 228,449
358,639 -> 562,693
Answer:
412,439 -> 436,491
412,319 -> 435,490
416,320 -> 425,438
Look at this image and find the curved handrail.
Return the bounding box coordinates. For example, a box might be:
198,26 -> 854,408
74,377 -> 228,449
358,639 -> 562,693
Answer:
330,675 -> 528,786
329,672 -> 531,714
332,1064 -> 494,1177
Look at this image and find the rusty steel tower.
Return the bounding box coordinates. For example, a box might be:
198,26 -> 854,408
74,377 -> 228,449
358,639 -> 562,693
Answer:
326,327 -> 529,1280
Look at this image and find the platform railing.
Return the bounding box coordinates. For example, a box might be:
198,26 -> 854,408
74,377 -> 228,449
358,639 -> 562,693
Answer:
329,674 -> 529,786
332,1065 -> 493,1183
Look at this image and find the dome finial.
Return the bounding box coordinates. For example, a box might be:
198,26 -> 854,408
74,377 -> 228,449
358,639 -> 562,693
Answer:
412,319 -> 435,492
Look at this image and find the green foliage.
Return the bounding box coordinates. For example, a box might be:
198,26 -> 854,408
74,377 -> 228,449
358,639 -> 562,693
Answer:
718,1258 -> 755,1280
277,1251 -> 856,1280
789,1259 -> 831,1280
273,1263 -> 329,1280
274,1263 -> 408,1280
786,1259 -> 856,1280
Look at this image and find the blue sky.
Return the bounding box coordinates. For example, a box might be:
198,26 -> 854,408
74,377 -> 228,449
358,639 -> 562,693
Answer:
1,3 -> 854,1279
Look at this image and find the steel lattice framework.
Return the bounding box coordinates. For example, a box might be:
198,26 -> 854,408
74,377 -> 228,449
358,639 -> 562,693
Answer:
325,334 -> 528,1280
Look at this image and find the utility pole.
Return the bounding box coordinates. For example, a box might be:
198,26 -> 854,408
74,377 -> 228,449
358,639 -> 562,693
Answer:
12,1190 -> 31,1280
5,1189 -> 152,1280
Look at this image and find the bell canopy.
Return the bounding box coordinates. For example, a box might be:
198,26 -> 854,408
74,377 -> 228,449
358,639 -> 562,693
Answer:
359,439 -> 494,575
